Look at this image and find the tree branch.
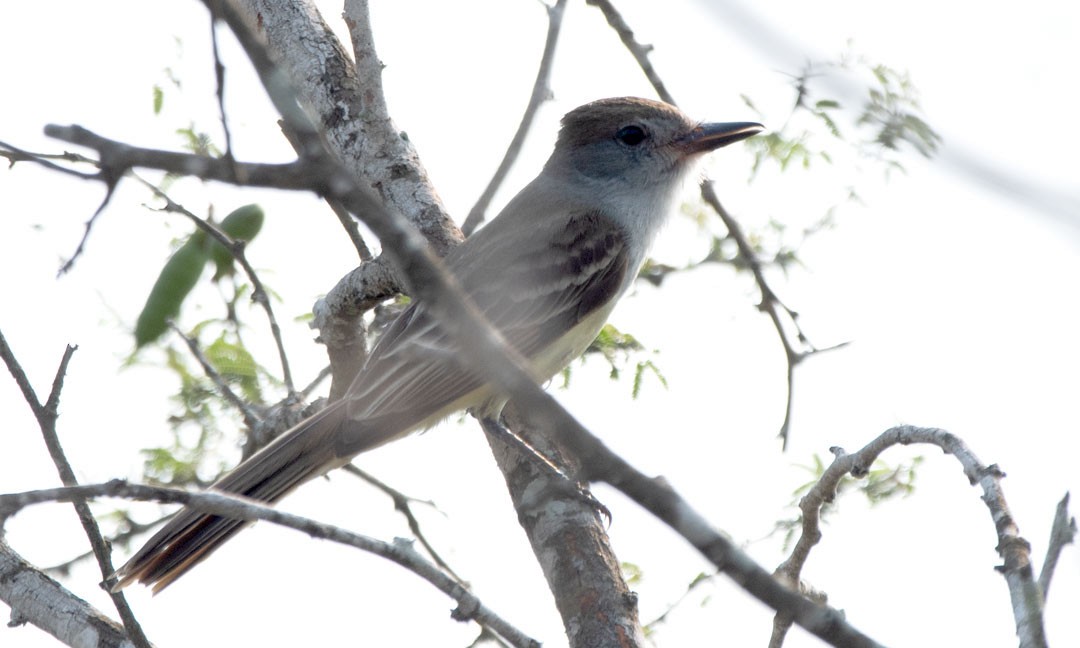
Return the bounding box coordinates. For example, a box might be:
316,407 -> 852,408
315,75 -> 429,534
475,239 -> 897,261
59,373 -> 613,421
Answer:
228,0 -> 462,399
585,0 -> 843,448
1037,492 -> 1075,603
0,481 -> 539,648
0,538 -> 135,648
771,426 -> 1049,648
342,463 -> 468,585
484,409 -> 644,647
0,332 -> 152,648
461,0 -> 567,236
701,182 -> 849,447
586,0 -> 675,104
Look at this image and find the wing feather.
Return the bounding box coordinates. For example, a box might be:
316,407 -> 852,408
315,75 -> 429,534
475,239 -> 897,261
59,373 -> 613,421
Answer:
334,211 -> 629,455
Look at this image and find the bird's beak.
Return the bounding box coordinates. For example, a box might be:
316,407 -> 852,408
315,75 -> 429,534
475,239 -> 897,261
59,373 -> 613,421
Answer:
677,121 -> 765,155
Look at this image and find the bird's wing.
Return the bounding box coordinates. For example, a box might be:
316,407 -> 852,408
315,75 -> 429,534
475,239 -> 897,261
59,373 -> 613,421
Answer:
334,210 -> 630,455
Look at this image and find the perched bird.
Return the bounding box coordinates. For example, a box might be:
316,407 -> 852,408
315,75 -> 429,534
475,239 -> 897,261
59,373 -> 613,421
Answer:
112,97 -> 763,592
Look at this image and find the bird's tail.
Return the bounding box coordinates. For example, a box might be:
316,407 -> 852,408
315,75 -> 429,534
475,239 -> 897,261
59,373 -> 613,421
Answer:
110,401 -> 349,593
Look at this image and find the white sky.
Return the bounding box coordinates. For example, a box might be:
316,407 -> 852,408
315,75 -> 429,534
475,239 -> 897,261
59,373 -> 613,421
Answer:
1,1 -> 1078,647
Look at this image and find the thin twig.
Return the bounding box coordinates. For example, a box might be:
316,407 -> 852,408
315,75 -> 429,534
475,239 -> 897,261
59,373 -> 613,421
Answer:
172,324 -> 263,430
1037,492 -> 1075,603
0,140 -> 100,178
586,0 -> 839,448
701,181 -> 843,447
43,513 -> 171,577
328,196 -> 375,260
343,464 -> 467,585
0,480 -> 540,648
643,570 -> 718,632
208,9 -> 237,166
277,119 -> 374,261
586,0 -> 675,104
299,364 -> 333,399
57,173 -> 120,277
0,332 -> 153,648
461,0 -> 567,236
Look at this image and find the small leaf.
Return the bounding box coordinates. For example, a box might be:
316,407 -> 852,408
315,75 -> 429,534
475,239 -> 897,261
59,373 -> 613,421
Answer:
621,562 -> 644,585
205,334 -> 262,401
208,204 -> 265,280
152,85 -> 164,115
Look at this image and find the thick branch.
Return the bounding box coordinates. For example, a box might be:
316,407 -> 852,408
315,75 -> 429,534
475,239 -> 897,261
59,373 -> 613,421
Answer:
0,539 -> 135,648
229,0 -> 462,397
484,409 -> 644,647
233,0 -> 459,251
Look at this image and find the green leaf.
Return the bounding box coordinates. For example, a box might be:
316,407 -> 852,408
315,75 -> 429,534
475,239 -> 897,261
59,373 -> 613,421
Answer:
134,238 -> 209,347
152,84 -> 164,115
207,204 -> 265,280
204,334 -> 262,401
632,360 -> 667,399
175,125 -> 220,156
621,562 -> 644,585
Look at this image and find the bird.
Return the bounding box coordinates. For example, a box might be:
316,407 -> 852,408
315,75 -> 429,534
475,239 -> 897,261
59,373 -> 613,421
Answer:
111,96 -> 763,592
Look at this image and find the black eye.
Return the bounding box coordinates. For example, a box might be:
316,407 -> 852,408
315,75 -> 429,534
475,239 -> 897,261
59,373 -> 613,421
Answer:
615,125 -> 647,146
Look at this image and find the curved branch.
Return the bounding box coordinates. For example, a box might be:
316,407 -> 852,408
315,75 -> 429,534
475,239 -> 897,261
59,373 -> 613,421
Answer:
772,425 -> 1049,648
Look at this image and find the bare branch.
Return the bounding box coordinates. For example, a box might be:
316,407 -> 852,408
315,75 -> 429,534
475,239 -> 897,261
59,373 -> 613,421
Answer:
171,324 -> 264,430
701,181 -> 829,447
484,409 -> 641,647
586,0 -> 675,104
44,514 -> 170,577
0,538 -> 134,648
1038,492 -> 1075,603
772,426 -> 1048,648
461,0 -> 567,236
208,12 -> 237,164
0,332 -> 152,648
549,415 -> 885,647
343,464 -> 467,584
0,140 -> 99,179
585,0 -> 837,448
0,481 -> 539,648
